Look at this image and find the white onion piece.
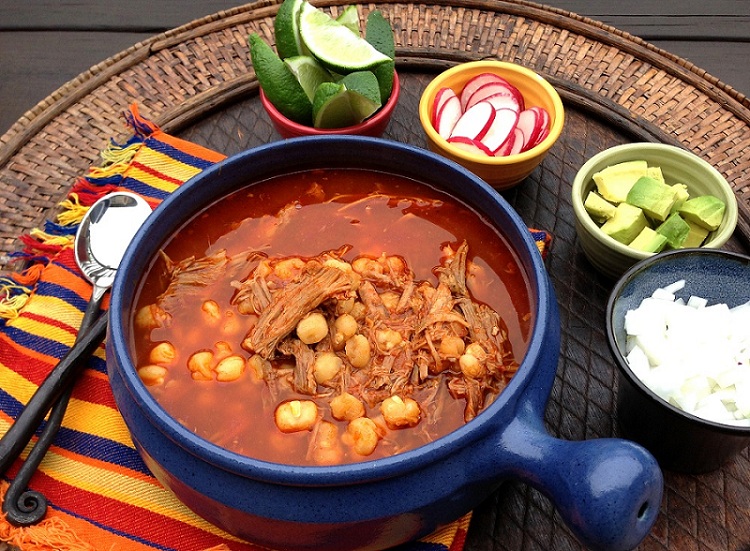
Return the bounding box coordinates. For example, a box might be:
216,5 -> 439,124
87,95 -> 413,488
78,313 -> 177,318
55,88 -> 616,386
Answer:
622,281 -> 750,427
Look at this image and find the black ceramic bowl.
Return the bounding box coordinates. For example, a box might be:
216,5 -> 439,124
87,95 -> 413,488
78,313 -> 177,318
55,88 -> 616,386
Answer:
108,136 -> 663,551
607,248 -> 750,473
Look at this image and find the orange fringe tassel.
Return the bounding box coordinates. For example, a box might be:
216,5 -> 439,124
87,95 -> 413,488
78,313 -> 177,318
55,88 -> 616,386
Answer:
0,483 -> 95,551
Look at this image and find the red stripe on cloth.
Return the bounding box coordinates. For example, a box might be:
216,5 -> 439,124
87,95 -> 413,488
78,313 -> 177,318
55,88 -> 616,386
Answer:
130,160 -> 184,187
26,470 -> 263,551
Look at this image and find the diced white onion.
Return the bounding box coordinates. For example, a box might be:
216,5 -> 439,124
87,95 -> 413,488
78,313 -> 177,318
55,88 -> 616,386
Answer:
622,280 -> 750,427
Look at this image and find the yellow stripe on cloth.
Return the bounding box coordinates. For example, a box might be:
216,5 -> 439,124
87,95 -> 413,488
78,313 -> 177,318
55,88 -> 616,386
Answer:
38,449 -> 249,543
128,147 -> 208,193
60,399 -> 134,448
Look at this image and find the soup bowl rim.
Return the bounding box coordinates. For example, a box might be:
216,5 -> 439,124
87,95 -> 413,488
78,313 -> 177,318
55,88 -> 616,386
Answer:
108,135 -> 553,485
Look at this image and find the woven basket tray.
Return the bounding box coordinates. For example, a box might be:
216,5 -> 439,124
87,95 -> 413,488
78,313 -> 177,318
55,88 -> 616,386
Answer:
1,1 -> 749,550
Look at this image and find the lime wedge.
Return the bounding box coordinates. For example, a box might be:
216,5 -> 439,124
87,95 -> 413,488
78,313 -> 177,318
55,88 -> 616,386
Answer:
249,33 -> 312,125
336,5 -> 361,34
274,0 -> 307,59
341,71 -> 382,121
285,55 -> 334,101
299,2 -> 391,73
313,82 -> 358,128
365,10 -> 396,101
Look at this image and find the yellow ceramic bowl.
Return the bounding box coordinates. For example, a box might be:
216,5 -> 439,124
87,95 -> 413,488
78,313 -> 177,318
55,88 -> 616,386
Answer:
418,61 -> 564,190
572,143 -> 739,279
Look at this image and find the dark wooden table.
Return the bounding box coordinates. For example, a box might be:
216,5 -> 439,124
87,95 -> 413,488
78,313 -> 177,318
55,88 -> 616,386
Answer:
1,1 -> 749,136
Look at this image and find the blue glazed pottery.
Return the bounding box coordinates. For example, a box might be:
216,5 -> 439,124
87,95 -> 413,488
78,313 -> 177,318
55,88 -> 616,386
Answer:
107,136 -> 663,551
608,248 -> 750,473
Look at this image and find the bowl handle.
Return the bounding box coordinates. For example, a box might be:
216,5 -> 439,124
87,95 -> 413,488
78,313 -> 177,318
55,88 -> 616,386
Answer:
494,404 -> 663,551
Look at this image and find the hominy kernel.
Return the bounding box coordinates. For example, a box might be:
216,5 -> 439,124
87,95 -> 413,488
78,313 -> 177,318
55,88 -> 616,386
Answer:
347,417 -> 380,456
274,257 -> 305,280
376,328 -> 403,351
215,354 -> 246,382
138,364 -> 168,386
311,421 -> 343,465
330,392 -> 365,421
134,304 -> 168,332
332,313 -> 358,349
345,334 -> 371,368
465,342 -> 488,362
313,352 -> 343,384
351,257 -> 382,276
380,291 -> 400,311
247,354 -> 268,382
149,342 -> 177,365
381,395 -> 421,429
201,300 -> 221,324
459,353 -> 485,378
187,350 -> 214,381
274,400 -> 318,433
439,336 -> 465,358
296,312 -> 329,344
349,301 -> 366,320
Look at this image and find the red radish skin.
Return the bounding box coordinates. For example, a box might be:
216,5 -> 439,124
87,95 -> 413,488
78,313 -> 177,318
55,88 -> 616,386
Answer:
449,101 -> 495,141
465,82 -> 524,112
516,108 -> 542,151
447,136 -> 494,156
509,127 -> 525,155
434,95 -> 462,139
482,92 -> 523,113
459,73 -> 508,110
480,107 -> 519,153
432,87 -> 458,125
493,130 -> 516,157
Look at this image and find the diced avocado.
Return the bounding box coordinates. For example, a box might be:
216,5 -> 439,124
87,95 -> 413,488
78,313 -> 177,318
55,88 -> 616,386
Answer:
584,191 -> 617,222
646,166 -> 666,185
656,212 -> 691,249
678,195 -> 726,231
625,176 -> 678,222
592,160 -> 649,203
670,183 -> 690,213
601,202 -> 649,244
682,219 -> 710,248
628,226 -> 668,253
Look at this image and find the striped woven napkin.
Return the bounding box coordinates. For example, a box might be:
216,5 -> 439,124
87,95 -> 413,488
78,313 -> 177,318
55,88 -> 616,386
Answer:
0,104 -> 548,551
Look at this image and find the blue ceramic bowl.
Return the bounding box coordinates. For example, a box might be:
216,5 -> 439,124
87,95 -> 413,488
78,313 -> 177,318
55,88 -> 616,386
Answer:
608,248 -> 750,473
108,136 -> 663,551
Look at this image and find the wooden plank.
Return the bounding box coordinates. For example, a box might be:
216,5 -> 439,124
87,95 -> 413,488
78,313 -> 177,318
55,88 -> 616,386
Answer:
0,1 -> 245,31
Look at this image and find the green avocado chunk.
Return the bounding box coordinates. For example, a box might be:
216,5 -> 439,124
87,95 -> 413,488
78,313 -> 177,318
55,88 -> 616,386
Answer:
626,176 -> 678,222
656,212 -> 691,249
592,160 -> 649,203
683,219 -> 710,248
678,195 -> 726,231
601,202 -> 648,244
629,226 -> 668,253
584,191 -> 617,222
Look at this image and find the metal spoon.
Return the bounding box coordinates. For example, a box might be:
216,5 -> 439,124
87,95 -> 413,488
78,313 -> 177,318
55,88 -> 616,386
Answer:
0,191 -> 152,525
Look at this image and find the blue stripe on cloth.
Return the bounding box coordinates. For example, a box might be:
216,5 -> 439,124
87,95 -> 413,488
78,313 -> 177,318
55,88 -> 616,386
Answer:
118,177 -> 171,202
145,137 -> 217,172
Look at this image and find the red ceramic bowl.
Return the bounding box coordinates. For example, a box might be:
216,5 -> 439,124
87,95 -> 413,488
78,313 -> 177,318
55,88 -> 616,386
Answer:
259,71 -> 400,138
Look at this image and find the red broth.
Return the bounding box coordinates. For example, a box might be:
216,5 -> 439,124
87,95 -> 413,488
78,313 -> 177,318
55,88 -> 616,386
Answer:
132,168 -> 532,465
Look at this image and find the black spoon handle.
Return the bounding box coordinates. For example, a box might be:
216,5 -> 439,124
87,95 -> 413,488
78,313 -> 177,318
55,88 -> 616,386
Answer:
0,312 -> 108,477
1,307 -> 106,525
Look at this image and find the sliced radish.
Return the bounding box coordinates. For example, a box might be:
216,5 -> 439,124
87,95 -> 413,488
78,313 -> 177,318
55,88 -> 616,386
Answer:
479,107 -> 519,153
482,92 -> 523,113
509,127 -> 525,155
434,95 -> 462,139
516,108 -> 542,151
447,136 -> 493,156
466,80 -> 524,112
459,73 -> 508,110
528,107 -> 551,149
493,129 -> 516,157
431,87 -> 458,126
449,101 -> 495,141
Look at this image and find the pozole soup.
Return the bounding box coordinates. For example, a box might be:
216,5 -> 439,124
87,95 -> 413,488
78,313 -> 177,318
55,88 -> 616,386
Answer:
132,168 -> 532,465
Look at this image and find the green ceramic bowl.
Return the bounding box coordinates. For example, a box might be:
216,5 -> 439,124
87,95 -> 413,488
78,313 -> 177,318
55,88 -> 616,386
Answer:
571,143 -> 738,279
